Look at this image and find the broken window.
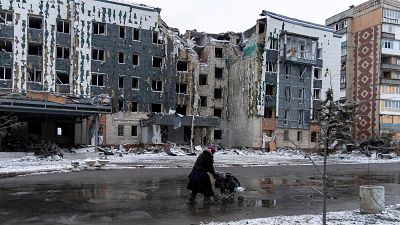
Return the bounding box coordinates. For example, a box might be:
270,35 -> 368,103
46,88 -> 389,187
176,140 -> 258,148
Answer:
199,74 -> 208,85
266,62 -> 277,72
283,130 -> 289,141
151,103 -> 162,113
215,47 -> 223,58
285,87 -> 291,102
153,57 -> 163,68
299,66 -> 305,82
299,88 -> 304,104
119,26 -> 126,38
265,85 -> 274,96
298,110 -> 304,126
285,64 -> 291,79
215,67 -> 223,79
0,11 -> 13,25
200,96 -> 207,107
56,20 -> 70,33
28,16 -> 42,29
119,76 -> 124,89
214,108 -> 222,118
0,39 -> 12,52
177,61 -> 188,71
264,107 -> 273,118
259,21 -> 265,34
129,101 -> 138,112
269,37 -> 279,50
93,22 -> 106,35
176,105 -> 187,115
131,126 -> 138,137
133,28 -> 140,41
132,54 -> 139,66
57,46 -> 70,59
284,110 -> 290,125
56,71 -> 69,85
313,89 -> 321,100
92,48 -> 105,61
297,131 -> 303,141
28,42 -> 42,56
152,31 -> 159,44
214,130 -> 222,140
28,70 -> 42,83
214,88 -> 222,99
0,66 -> 12,80
118,100 -> 124,112
311,132 -> 317,142
117,125 -> 124,136
132,77 -> 139,89
176,83 -> 187,94
152,80 -> 162,92
91,72 -> 105,86
119,52 -> 125,64
314,68 -> 322,79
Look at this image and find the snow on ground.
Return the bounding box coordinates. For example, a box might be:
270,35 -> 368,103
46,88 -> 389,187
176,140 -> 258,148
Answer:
203,204 -> 400,225
0,147 -> 399,176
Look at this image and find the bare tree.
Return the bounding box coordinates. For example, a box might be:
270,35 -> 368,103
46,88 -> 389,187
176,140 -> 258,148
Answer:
314,89 -> 358,225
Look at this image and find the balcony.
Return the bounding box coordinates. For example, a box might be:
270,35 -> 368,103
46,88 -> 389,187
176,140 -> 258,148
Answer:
381,78 -> 400,85
382,63 -> 400,71
280,48 -> 317,65
261,118 -> 276,131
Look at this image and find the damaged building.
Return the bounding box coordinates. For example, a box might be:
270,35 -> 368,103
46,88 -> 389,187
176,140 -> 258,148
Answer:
0,0 -> 344,151
183,12 -> 342,149
0,0 -> 220,151
223,12 -> 342,149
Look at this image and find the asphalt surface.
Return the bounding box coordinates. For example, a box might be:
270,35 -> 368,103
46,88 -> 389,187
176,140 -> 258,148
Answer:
0,163 -> 399,225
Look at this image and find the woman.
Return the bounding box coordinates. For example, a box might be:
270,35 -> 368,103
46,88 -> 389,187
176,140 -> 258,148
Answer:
186,145 -> 217,204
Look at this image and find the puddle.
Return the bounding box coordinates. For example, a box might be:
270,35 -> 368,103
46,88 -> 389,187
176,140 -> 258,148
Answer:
0,168 -> 400,225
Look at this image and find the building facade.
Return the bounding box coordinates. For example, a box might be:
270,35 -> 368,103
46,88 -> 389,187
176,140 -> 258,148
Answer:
0,0 -> 219,150
326,0 -> 400,139
225,11 -> 341,149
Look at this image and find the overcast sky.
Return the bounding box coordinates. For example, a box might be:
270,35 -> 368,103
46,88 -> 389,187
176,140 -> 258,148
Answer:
130,0 -> 367,33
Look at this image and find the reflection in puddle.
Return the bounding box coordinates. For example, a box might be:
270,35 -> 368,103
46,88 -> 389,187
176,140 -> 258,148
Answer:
255,199 -> 276,208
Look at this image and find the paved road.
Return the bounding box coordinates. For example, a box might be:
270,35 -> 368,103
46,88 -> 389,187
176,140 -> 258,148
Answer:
0,163 -> 399,225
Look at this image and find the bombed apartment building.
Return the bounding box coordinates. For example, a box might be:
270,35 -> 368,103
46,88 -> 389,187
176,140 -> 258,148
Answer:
184,30 -> 241,146
0,0 -> 219,150
105,22 -> 219,146
225,11 -> 342,149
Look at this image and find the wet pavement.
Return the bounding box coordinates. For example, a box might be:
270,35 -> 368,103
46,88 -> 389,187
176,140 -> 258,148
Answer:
0,163 -> 399,225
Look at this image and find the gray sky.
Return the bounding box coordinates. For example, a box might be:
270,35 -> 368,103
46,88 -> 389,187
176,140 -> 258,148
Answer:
131,0 -> 367,33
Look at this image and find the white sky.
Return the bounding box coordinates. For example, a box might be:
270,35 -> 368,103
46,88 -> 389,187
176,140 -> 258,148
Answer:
130,0 -> 367,33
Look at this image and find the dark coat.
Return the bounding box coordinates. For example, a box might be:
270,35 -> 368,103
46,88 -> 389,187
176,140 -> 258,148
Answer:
187,150 -> 216,197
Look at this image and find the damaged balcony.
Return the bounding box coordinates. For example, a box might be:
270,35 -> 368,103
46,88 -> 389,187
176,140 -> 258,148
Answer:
0,91 -> 112,116
279,32 -> 318,65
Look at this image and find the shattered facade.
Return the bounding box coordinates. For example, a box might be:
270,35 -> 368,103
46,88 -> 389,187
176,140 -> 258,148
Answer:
225,12 -> 341,149
326,0 -> 400,140
0,0 -> 345,150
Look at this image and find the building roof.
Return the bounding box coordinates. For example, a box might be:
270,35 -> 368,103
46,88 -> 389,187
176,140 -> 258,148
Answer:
261,10 -> 334,33
95,0 -> 161,12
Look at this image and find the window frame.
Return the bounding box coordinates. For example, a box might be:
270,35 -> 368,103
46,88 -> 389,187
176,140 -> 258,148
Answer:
0,66 -> 12,80
91,72 -> 106,87
93,22 -> 106,35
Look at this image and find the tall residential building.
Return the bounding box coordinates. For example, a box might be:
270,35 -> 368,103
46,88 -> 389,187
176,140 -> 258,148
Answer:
326,0 -> 400,139
0,0 -> 219,149
225,11 -> 341,149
